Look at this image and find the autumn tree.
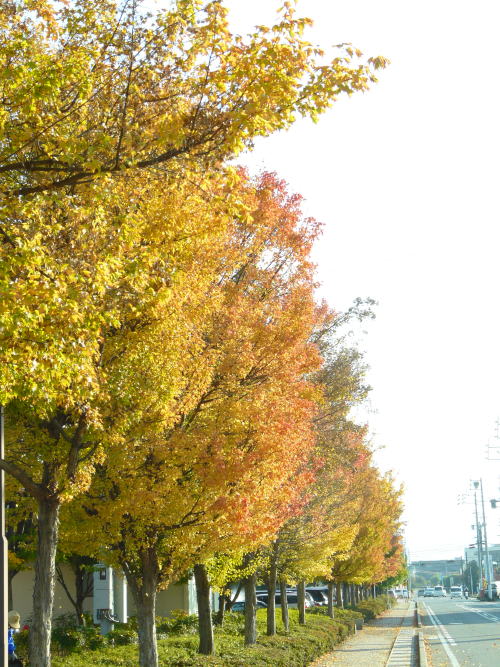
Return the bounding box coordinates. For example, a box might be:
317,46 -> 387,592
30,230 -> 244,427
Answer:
0,2 -> 387,664
329,463 -> 404,598
2,169 -> 242,665
63,171 -> 325,664
255,304 -> 375,630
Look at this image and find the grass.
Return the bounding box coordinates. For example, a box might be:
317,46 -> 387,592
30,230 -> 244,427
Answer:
19,597 -> 393,666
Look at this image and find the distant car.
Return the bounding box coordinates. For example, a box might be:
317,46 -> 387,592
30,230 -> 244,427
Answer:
424,588 -> 435,597
417,589 -> 426,597
230,600 -> 267,612
450,586 -> 463,599
433,586 -> 446,597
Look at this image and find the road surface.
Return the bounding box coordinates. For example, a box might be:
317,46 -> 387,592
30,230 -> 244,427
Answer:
420,596 -> 500,666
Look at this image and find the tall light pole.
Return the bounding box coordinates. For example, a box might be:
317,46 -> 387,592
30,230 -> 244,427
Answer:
0,407 -> 7,664
473,492 -> 484,593
474,479 -> 492,599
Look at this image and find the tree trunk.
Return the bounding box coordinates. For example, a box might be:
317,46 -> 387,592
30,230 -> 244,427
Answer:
125,550 -> 159,667
280,578 -> 289,632
214,593 -> 227,626
30,496 -> 60,667
327,581 -> 335,618
336,582 -> 343,608
266,552 -> 277,636
74,560 -> 87,625
8,569 -> 19,610
343,582 -> 349,606
297,580 -> 306,625
194,564 -> 214,655
243,571 -> 257,645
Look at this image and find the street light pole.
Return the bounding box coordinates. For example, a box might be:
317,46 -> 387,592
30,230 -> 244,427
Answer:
479,479 -> 493,599
0,407 -> 8,665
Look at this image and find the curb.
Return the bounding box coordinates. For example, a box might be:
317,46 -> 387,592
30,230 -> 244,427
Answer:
418,630 -> 428,667
415,602 -> 427,667
385,602 -> 415,666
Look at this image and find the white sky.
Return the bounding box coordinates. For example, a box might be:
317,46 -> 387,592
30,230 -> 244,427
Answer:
224,0 -> 500,561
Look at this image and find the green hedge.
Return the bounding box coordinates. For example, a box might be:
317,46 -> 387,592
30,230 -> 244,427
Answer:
45,609 -> 353,666
17,598 -> 393,665
307,605 -> 364,626
347,595 -> 395,620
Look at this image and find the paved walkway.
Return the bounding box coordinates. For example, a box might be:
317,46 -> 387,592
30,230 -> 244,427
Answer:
309,601 -> 414,667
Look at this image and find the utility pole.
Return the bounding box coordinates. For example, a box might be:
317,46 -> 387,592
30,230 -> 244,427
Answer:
474,491 -> 484,593
478,479 -> 493,599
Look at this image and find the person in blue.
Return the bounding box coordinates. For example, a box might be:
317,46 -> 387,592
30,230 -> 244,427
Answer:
8,610 -> 23,666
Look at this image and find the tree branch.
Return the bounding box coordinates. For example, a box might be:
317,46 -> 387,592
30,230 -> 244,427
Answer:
0,459 -> 46,501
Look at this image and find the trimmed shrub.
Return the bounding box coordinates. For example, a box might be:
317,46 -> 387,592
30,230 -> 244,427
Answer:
48,608 -> 354,666
349,595 -> 393,620
156,609 -> 199,635
82,627 -> 107,650
106,628 -> 138,645
52,627 -> 86,654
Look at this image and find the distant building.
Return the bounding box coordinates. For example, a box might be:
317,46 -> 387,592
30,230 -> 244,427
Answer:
464,543 -> 500,567
410,558 -> 463,585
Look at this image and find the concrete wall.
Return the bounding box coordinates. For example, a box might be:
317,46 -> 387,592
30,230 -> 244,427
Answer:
10,566 -> 93,624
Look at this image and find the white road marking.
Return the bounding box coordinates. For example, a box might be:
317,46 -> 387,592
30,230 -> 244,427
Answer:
422,603 -> 461,667
458,604 -> 500,623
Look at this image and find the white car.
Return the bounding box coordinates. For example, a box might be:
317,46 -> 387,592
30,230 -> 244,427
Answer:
450,586 -> 463,598
433,586 -> 446,597
256,592 -> 313,609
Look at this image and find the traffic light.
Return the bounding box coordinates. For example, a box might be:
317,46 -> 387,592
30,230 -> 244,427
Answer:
491,499 -> 497,509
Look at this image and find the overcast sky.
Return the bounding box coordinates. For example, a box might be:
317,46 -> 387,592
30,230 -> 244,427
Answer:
222,0 -> 500,561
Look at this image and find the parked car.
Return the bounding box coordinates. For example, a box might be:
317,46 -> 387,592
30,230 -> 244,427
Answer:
306,588 -> 329,606
256,592 -> 313,609
450,586 -> 463,599
230,600 -> 267,612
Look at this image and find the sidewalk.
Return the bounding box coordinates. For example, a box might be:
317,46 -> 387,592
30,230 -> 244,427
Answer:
309,600 -> 413,667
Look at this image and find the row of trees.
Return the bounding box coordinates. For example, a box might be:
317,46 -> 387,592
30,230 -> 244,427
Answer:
0,1 -> 401,666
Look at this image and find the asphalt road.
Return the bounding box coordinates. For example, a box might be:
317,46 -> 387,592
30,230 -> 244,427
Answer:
420,596 -> 500,666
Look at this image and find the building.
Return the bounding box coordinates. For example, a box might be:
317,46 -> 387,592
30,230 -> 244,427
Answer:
410,559 -> 463,586
464,543 -> 500,568
11,565 -> 200,624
